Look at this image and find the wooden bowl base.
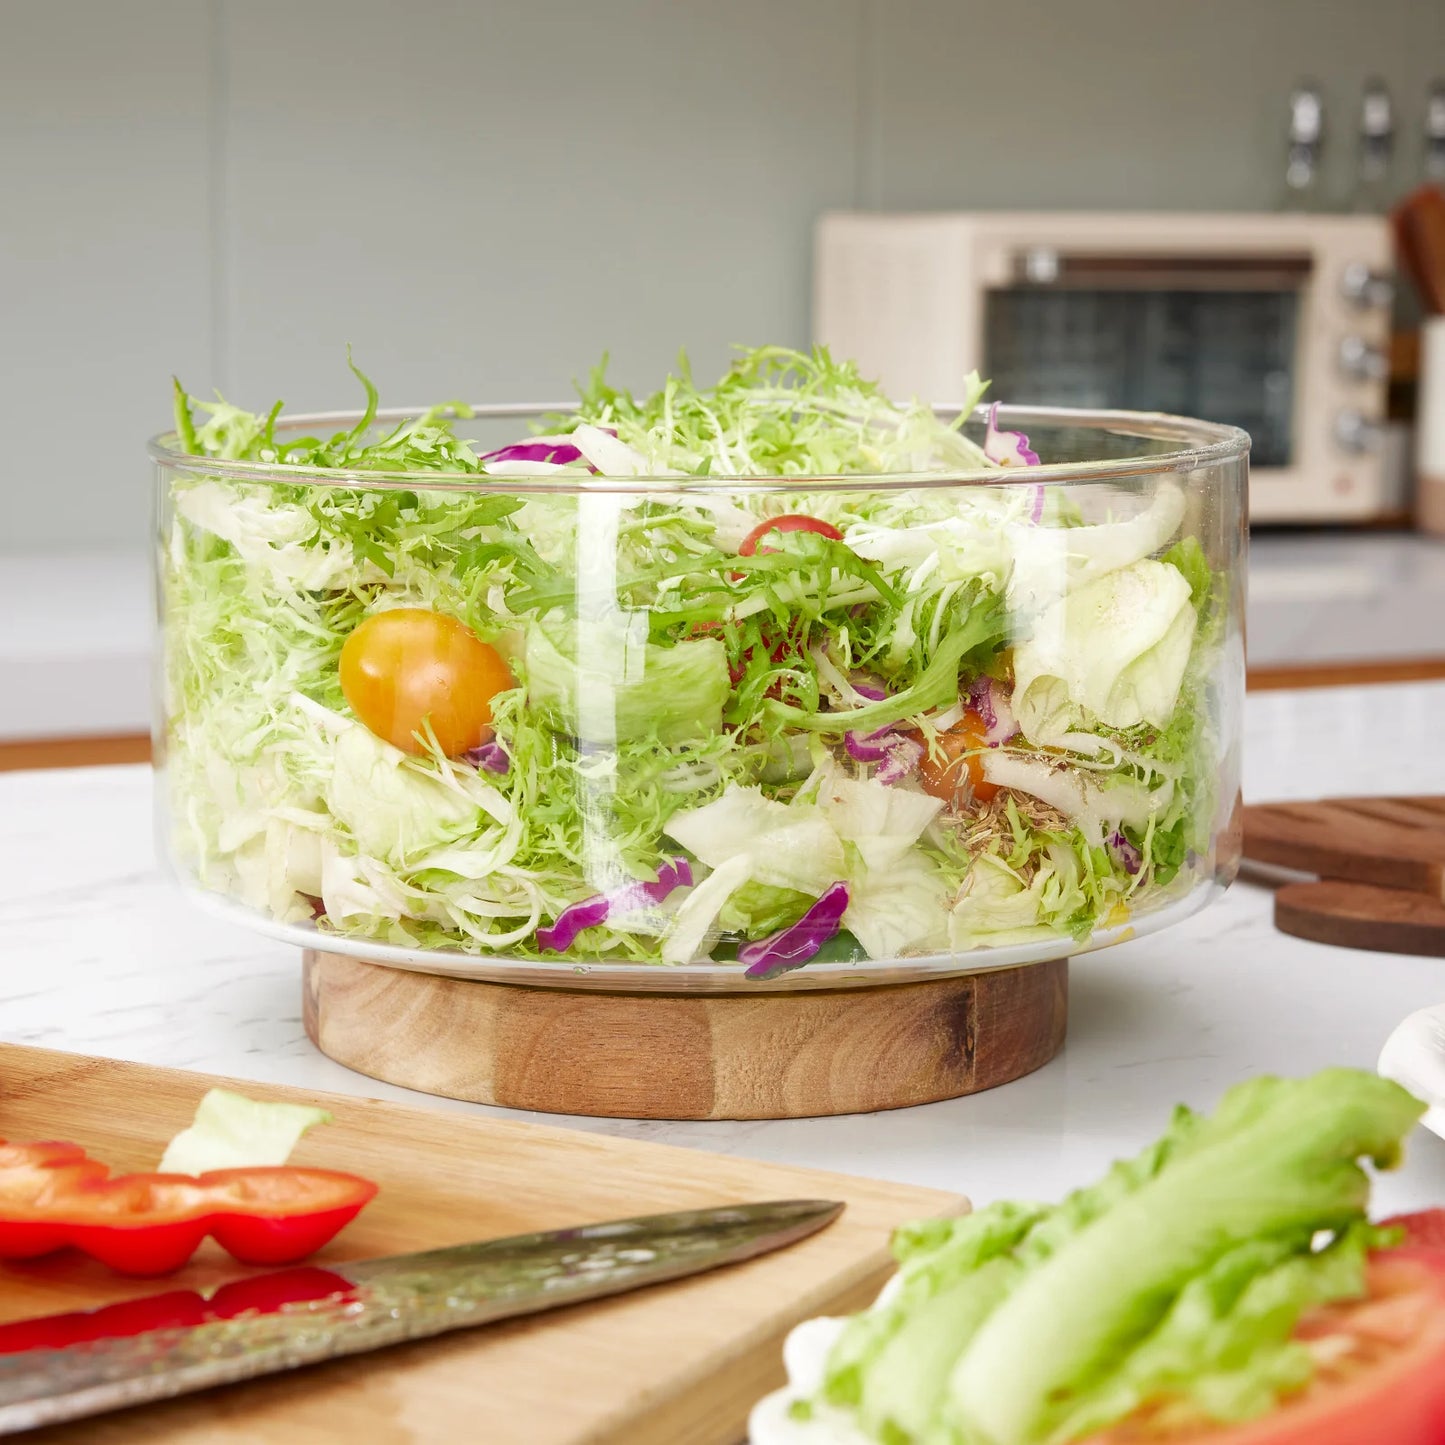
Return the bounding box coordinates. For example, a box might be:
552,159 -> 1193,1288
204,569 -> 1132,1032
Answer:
303,951 -> 1068,1120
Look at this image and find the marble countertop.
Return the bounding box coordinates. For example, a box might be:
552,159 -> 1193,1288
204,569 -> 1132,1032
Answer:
6,532 -> 1445,739
4,680 -> 1445,1215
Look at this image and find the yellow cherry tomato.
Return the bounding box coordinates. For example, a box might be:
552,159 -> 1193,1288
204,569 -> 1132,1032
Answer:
339,608 -> 513,757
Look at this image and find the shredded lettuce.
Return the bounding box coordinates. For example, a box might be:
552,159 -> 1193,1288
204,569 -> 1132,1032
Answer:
161,347 -> 1231,969
568,346 -> 993,478
718,881 -> 817,940
158,1089 -> 332,1175
523,622 -> 731,746
1012,559 -> 1196,743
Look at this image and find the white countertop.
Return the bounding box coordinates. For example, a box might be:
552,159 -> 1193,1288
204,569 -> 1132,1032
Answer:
1247,530 -> 1445,665
5,533 -> 1445,739
4,680 -> 1445,1215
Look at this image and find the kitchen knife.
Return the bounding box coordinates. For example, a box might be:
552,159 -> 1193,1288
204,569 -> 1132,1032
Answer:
0,1197 -> 842,1435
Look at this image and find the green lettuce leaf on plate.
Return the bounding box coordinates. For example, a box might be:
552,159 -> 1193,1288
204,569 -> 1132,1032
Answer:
803,1068 -> 1424,1445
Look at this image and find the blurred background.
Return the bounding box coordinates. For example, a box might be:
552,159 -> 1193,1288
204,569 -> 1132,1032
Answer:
3,0 -> 1445,752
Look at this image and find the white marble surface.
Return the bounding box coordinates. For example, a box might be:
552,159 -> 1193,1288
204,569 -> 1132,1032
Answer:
6,533 -> 1445,738
4,681 -> 1445,1215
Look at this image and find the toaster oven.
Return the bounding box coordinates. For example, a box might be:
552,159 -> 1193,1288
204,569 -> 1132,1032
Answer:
814,212 -> 1394,522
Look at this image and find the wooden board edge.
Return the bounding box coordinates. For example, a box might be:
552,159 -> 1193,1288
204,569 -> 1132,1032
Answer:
1274,881 -> 1445,958
0,1043 -> 970,1220
0,1047 -> 121,1105
1248,657 -> 1445,692
0,733 -> 151,772
1239,803 -> 1445,895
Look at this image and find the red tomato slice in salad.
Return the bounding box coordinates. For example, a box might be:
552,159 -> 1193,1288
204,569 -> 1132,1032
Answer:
689,616 -> 804,693
736,513 -> 844,556
1081,1239 -> 1445,1444
1381,1209 -> 1445,1251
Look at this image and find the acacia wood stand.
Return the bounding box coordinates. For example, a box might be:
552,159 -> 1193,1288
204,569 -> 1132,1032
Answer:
302,949 -> 1068,1120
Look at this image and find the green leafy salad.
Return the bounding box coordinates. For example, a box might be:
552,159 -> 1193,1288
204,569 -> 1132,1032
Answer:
750,1069 -> 1431,1445
159,346 -> 1227,975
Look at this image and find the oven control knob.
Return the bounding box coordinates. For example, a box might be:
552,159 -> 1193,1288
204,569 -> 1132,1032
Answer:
1338,335 -> 1389,380
1021,247 -> 1061,285
1340,262 -> 1394,308
1334,409 -> 1382,452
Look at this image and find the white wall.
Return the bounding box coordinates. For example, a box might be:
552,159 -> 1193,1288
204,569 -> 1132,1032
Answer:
3,0 -> 1442,553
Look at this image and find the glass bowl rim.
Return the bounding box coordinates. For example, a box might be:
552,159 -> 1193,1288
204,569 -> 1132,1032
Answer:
147,401 -> 1250,495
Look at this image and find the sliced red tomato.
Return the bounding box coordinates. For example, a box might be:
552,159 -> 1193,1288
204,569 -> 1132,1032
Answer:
339,607 -> 513,757
1381,1209 -> 1445,1251
1081,1243 -> 1445,1444
736,513 -> 844,557
0,1141 -> 377,1276
912,710 -> 999,807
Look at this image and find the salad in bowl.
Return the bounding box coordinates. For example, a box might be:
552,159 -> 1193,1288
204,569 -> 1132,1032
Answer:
153,347 -> 1246,985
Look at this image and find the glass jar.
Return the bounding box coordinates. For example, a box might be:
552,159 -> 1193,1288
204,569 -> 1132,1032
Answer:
151,404 -> 1247,993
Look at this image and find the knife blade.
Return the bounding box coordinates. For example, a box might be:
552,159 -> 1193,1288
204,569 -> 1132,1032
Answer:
0,1197 -> 842,1435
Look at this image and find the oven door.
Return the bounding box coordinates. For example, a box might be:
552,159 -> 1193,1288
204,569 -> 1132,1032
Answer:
983,254 -> 1308,472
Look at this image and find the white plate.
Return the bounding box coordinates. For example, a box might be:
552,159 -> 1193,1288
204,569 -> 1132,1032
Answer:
1380,1003 -> 1445,1140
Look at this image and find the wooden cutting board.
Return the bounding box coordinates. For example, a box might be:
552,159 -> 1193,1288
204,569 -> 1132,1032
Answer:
0,1045 -> 966,1445
1242,796 -> 1445,955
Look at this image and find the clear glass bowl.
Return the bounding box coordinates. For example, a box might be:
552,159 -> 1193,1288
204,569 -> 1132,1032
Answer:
151,404 -> 1247,993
